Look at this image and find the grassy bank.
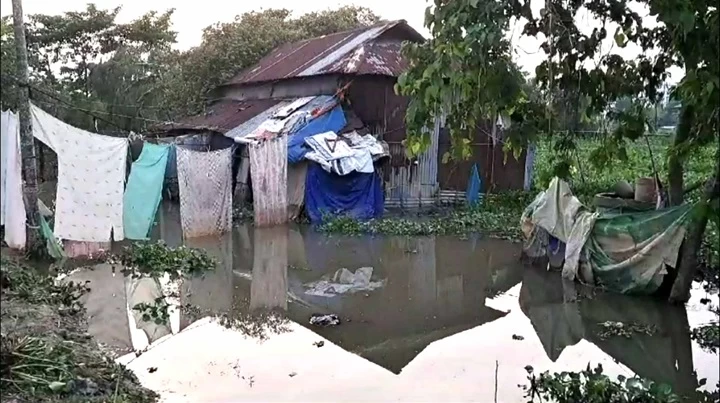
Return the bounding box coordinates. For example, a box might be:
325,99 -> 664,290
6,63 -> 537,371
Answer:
0,254 -> 157,403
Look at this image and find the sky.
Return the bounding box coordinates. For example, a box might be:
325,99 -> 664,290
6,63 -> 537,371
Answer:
0,0 -> 682,83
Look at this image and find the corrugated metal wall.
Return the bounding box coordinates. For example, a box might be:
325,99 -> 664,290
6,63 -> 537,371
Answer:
346,76 -> 440,208
385,118 -> 440,208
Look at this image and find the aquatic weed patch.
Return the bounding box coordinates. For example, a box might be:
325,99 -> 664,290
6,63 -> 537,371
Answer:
691,323 -> 720,353
523,364 -> 717,402
0,257 -> 157,402
109,241 -> 216,279
596,321 -> 658,340
319,193 -> 532,239
133,297 -> 172,326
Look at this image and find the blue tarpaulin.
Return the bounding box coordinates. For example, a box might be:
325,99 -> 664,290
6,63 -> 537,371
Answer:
287,104 -> 346,163
305,162 -> 384,224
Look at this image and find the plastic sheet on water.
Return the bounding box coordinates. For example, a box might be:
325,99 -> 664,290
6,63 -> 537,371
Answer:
304,267 -> 386,297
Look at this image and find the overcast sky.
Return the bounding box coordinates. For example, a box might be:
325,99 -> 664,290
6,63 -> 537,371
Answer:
1,0 -> 681,83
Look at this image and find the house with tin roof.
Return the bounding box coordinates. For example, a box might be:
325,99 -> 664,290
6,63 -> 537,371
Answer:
153,20 -> 533,209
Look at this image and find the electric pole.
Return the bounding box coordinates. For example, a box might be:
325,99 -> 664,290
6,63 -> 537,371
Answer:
11,0 -> 41,252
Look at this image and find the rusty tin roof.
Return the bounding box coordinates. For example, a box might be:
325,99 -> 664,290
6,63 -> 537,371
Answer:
152,99 -> 280,134
223,20 -> 424,86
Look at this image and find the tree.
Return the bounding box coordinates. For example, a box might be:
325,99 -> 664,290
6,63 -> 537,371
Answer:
157,6 -> 382,118
1,4 -> 177,132
397,0 -> 719,302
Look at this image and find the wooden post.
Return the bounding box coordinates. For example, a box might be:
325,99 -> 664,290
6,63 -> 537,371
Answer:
11,0 -> 41,252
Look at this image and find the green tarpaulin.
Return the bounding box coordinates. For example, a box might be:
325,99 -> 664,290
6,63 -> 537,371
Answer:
522,177 -> 694,295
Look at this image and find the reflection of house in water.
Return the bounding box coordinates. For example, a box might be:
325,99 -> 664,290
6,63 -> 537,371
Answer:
232,228 -> 525,374
518,268 -> 701,396
249,227 -> 288,311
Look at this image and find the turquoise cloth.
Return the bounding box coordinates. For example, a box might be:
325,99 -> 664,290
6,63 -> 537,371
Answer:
123,143 -> 170,240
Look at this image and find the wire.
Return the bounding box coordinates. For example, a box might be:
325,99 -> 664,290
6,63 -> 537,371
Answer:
11,76 -> 176,131
29,87 -> 170,126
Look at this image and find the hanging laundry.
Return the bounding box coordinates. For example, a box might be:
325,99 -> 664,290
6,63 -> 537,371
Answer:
123,143 -> 170,240
30,104 -> 128,242
1,110 -> 26,249
176,147 -> 233,238
249,136 -> 288,227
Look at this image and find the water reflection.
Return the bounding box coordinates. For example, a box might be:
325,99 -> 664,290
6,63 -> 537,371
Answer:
232,230 -> 526,374
63,202 -> 717,399
519,267 -> 703,397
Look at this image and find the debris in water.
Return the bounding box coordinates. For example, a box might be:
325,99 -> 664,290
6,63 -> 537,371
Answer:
148,367 -> 158,373
313,341 -> 325,348
310,314 -> 341,327
304,267 -> 385,297
512,334 -> 524,341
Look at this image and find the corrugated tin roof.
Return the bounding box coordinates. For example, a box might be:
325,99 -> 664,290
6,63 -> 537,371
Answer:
223,20 -> 423,86
152,99 -> 280,134
224,95 -> 335,141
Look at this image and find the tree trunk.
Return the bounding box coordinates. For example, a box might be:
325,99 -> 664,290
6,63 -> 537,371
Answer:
669,172 -> 720,303
11,0 -> 42,254
667,105 -> 693,206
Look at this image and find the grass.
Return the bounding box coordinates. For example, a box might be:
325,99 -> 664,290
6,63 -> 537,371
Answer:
0,254 -> 157,402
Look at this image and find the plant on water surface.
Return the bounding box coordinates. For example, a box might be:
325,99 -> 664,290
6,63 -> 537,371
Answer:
523,364 -> 718,403
319,192 -> 534,240
690,323 -> 720,353
133,297 -> 171,326
596,321 -> 658,340
109,241 -> 216,279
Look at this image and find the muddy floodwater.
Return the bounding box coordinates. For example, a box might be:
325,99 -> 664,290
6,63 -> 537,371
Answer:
65,203 -> 719,402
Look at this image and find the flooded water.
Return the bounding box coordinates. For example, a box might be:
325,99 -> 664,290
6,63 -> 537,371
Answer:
66,202 -> 719,402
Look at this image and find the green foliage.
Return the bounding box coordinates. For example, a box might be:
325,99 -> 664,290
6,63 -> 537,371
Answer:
399,0 -> 718,211
320,192 -> 534,240
396,0 -> 541,161
109,241 -> 216,280
523,364 -> 717,403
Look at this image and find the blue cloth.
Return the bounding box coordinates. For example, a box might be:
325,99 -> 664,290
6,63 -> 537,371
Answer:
287,104 -> 346,163
305,162 -> 384,224
466,163 -> 483,206
123,143 -> 170,240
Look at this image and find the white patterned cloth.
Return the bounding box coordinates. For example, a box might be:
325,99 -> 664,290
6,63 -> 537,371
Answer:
1,110 -> 26,249
31,104 -> 128,242
176,147 -> 233,238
